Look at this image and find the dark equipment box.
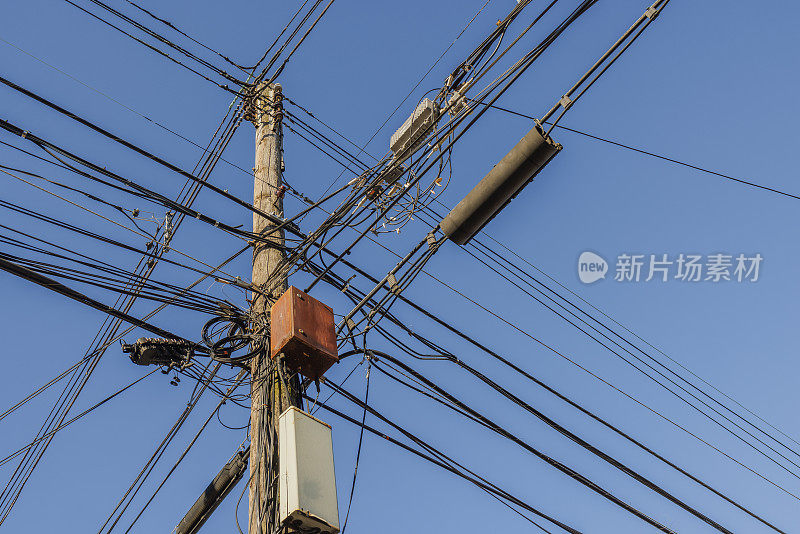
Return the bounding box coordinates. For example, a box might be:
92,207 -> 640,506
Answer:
270,286 -> 338,379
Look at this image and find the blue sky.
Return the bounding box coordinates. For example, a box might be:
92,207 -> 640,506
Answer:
0,1 -> 798,532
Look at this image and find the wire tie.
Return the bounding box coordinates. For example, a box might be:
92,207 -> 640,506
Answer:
387,273 -> 400,295
426,231 -> 438,250
342,274 -> 356,293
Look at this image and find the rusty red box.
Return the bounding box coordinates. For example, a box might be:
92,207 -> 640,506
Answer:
270,286 -> 338,379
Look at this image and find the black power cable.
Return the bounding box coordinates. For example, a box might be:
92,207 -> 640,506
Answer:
403,196 -> 800,488
0,369 -> 158,469
297,0 -> 602,293
0,118 -> 283,246
475,99 -> 800,202
0,255 -> 186,341
338,361 -> 370,534
0,52 -> 254,519
409,200 -> 800,484
0,75 -> 291,231
98,364 -> 221,533
307,389 -> 581,534
61,0 -> 244,93
301,246 -> 787,531
371,351 -> 735,533
325,377 -> 677,533
123,0 -> 253,73
120,372 -> 248,533
82,0 -> 247,83
463,234 -> 800,476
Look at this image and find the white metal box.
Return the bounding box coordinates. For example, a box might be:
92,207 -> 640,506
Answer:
279,407 -> 340,533
390,98 -> 439,156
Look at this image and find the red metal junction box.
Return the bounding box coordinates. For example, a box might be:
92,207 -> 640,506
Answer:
270,286 -> 338,379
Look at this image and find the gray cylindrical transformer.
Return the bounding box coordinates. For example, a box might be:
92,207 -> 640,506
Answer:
440,124 -> 561,245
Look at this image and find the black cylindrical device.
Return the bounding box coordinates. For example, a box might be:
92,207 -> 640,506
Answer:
440,124 -> 561,245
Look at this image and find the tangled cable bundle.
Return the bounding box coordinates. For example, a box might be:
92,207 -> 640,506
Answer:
201,313 -> 264,365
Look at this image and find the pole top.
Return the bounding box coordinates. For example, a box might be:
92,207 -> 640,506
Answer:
256,81 -> 282,94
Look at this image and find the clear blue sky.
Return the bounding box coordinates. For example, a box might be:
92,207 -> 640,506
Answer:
0,1 -> 798,532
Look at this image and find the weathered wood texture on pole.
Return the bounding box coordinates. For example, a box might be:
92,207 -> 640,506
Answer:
249,83 -> 302,533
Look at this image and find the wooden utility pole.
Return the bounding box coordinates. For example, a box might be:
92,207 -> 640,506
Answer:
249,82 -> 302,534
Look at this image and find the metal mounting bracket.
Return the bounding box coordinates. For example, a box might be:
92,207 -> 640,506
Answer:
387,273 -> 400,295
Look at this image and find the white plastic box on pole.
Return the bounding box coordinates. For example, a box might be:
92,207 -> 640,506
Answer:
278,407 -> 340,533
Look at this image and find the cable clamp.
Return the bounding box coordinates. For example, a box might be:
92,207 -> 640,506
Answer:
341,274 -> 356,294
21,130 -> 29,139
387,273 -> 400,295
426,231 -> 438,250
559,95 -> 573,110
644,3 -> 661,20
216,276 -> 257,291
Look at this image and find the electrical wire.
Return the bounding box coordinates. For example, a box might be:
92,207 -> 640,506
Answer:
0,56 -> 253,519
0,76 -> 293,233
474,99 -> 800,201
299,240 -> 792,528
371,351 -> 734,533
411,200 -> 800,482
0,369 -> 158,469
123,0 -> 253,73
119,371 -> 248,533
286,0 -> 602,295
309,386 -> 581,534
97,363 -> 221,533
311,253 -> 777,531
0,355 -> 91,425
338,360 -> 370,534
276,35 -> 800,508
61,0 -> 245,93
